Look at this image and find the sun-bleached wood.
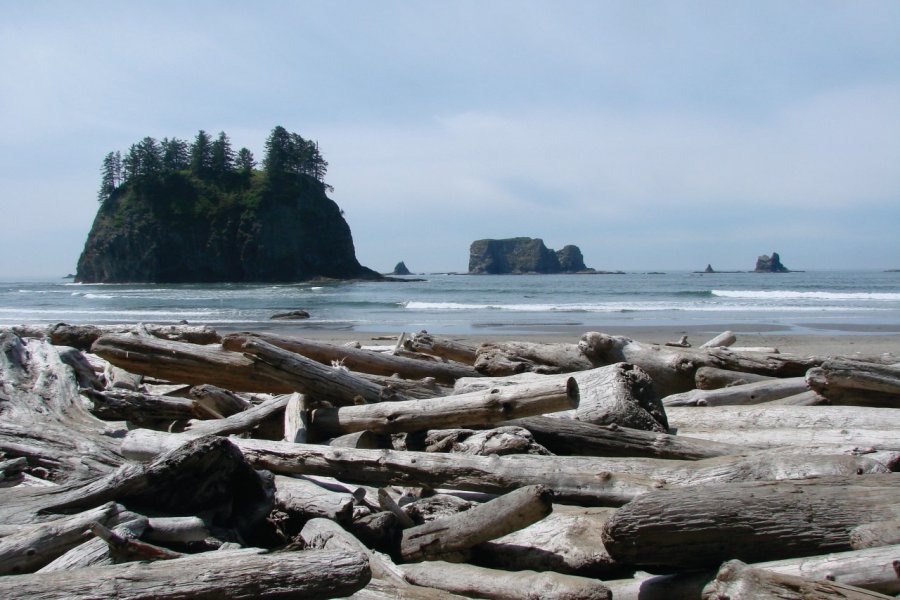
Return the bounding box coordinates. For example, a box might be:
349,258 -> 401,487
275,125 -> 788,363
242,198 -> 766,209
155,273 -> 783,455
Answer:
806,359 -> 900,407
662,377 -> 809,407
406,331 -> 478,365
695,366 -> 774,389
699,330 -> 736,348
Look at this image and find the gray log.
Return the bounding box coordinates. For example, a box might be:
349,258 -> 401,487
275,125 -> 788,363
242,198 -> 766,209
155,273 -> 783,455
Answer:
183,393 -> 290,436
0,548 -> 371,599
283,392 -> 308,443
806,359 -> 900,407
695,366 -> 774,389
83,388 -> 198,423
475,339 -> 595,376
274,474 -> 355,524
601,473 -> 900,570
189,383 -> 252,417
699,330 -> 736,348
37,517 -> 149,572
406,331 -> 478,365
400,485 -> 552,561
849,520 -> 900,550
666,405 -> 900,432
47,323 -> 221,350
662,377 -> 809,407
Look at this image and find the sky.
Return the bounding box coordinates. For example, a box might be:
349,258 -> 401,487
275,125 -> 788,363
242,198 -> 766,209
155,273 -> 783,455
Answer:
1,1 -> 899,277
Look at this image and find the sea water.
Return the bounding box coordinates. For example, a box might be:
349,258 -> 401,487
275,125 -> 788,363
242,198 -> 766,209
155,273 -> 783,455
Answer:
1,271 -> 899,336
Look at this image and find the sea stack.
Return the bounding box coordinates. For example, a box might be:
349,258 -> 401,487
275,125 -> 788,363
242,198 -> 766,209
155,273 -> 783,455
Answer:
392,261 -> 412,276
754,252 -> 790,273
468,238 -> 590,274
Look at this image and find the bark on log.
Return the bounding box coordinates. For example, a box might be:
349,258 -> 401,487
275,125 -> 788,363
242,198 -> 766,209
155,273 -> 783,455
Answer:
406,331 -> 478,365
47,323 -> 221,351
504,416 -> 743,460
701,559 -> 894,600
0,548 -> 372,599
662,377 -> 809,407
474,340 -> 595,376
806,359 -> 900,407
699,330 -> 736,348
310,377 -> 578,436
401,561 -> 612,600
695,366 -> 774,390
400,485 -> 552,562
222,331 -> 480,384
91,333 -> 294,393
456,363 -> 668,432
601,473 -> 900,570
849,520 -> 900,550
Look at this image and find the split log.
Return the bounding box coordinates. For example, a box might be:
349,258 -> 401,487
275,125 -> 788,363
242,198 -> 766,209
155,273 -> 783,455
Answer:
699,330 -> 736,348
666,405 -> 900,432
47,322 -> 221,351
400,484 -> 552,561
701,559 -> 894,600
82,388 -> 200,423
406,331 -> 478,365
601,473 -> 900,570
122,429 -> 662,506
695,366 -> 774,389
222,331 -> 480,384
189,383 -> 252,417
474,505 -> 625,578
806,359 -> 900,407
310,377 -> 578,436
182,393 -> 290,437
91,333 -> 294,393
504,416 -> 743,460
662,377 -> 809,407
274,474 -> 355,524
402,561 -> 611,600
0,548 -> 372,599
849,520 -> 900,550
456,363 -> 668,432
474,339 -> 595,376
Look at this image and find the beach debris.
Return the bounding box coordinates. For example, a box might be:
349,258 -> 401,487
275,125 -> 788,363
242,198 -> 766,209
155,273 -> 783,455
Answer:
665,334 -> 691,347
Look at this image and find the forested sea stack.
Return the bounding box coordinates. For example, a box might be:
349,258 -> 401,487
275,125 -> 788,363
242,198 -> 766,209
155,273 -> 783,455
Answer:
76,126 -> 379,283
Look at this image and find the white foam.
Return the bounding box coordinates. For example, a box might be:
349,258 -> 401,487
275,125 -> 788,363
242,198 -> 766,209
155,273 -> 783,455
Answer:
712,290 -> 900,301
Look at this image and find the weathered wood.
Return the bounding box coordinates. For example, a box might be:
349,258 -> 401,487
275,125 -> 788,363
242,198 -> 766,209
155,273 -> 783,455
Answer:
222,331 -> 480,384
88,520 -> 185,562
402,561 -> 612,600
400,485 -> 552,561
806,359 -> 900,407
0,548 -> 372,599
505,416 -> 743,460
475,339 -> 595,376
143,516 -> 211,544
82,388 -> 199,423
849,520 -> 900,550
677,428 -> 900,452
37,517 -> 149,572
47,323 -> 221,350
411,426 -> 551,456
311,377 -> 578,436
91,333 -> 294,393
274,474 -> 355,524
666,405 -> 900,432
283,392 -> 308,442
456,363 -> 668,432
699,330 -> 736,348
406,331 -> 478,365
189,383 -> 252,417
330,430 -> 388,449
183,393 -> 290,437
662,377 -> 809,407
601,473 -> 900,570
701,559 -> 894,600
762,390 -> 829,406
695,366 -> 774,389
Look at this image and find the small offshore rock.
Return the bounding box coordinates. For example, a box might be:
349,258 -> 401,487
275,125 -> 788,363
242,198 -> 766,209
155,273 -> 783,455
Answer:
270,310 -> 311,320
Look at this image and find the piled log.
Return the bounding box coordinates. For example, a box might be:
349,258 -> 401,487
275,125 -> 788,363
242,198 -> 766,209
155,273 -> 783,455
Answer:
2,326 -> 898,599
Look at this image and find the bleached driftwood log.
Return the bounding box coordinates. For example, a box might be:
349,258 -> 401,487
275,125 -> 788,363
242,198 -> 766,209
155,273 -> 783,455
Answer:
701,559 -> 894,600
406,331 -> 478,365
699,330 -> 736,348
456,363 -> 668,432
274,474 -> 355,524
402,561 -> 612,600
475,339 -> 596,376
410,426 -> 550,456
222,331 -> 479,383
283,392 -> 308,443
310,377 -> 578,436
82,388 -> 201,424
601,473 -> 900,570
0,548 -> 372,599
849,519 -> 900,550
806,359 -> 900,407
44,323 -> 221,350
662,377 -> 809,407
189,384 -> 252,417
666,405 -> 900,432
182,393 -> 290,437
695,366 -> 774,389
36,517 -> 149,573
400,485 -> 552,562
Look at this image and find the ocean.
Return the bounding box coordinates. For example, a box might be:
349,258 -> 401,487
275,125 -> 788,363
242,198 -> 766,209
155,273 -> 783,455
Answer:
2,271 -> 899,337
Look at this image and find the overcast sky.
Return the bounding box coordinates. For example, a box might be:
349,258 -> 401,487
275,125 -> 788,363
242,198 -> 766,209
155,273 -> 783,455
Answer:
1,1 -> 899,278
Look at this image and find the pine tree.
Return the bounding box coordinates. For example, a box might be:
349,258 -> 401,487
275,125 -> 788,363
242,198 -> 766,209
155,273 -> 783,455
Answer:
237,147 -> 255,175
98,151 -> 119,202
210,131 -> 235,178
161,137 -> 190,172
262,125 -> 292,179
190,130 -> 213,176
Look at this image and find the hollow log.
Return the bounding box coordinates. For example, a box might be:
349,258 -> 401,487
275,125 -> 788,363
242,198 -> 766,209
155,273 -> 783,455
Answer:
222,331 -> 480,384
401,561 -> 612,600
406,331 -> 478,365
310,377 -> 578,436
504,416 -> 743,460
849,520 -> 900,550
456,363 -> 668,432
701,559 -> 894,600
0,548 -> 372,600
662,377 -> 809,407
806,359 -> 900,407
601,473 -> 900,570
699,330 -> 736,348
400,485 -> 552,562
274,474 -> 355,524
47,323 -> 221,351
695,366 -> 774,389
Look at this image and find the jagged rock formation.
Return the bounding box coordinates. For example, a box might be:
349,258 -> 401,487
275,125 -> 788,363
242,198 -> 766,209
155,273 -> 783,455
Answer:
705,264 -> 715,273
76,176 -> 379,283
754,252 -> 790,273
468,238 -> 590,274
392,261 -> 412,276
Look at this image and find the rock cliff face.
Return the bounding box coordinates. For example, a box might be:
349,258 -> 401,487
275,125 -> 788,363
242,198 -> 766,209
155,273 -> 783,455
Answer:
76,175 -> 379,283
754,252 -> 790,273
468,238 -> 589,274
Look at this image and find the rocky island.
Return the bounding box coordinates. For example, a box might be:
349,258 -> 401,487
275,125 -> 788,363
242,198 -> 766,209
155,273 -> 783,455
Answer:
468,237 -> 590,274
754,252 -> 791,273
76,127 -> 379,283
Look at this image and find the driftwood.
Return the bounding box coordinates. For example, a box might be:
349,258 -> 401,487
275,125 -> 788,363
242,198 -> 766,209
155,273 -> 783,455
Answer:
182,393 -> 290,437
849,520 -> 900,550
699,330 -> 736,348
37,517 -> 149,572
695,366 -> 774,389
222,331 -> 479,384
142,516 -> 211,545
283,392 -> 308,442
310,377 -> 578,436
806,359 -> 900,407
189,384 -> 252,417
666,405 -> 900,432
400,485 -> 552,561
456,363 -> 668,432
402,561 -> 611,600
601,473 -> 900,570
82,388 -> 201,423
44,323 -> 221,350
406,331 -> 478,365
701,559 -> 894,600
274,474 -> 355,524
662,377 -> 809,407
0,548 -> 372,599
763,390 -> 829,406
409,426 -> 551,456
475,340 -> 596,376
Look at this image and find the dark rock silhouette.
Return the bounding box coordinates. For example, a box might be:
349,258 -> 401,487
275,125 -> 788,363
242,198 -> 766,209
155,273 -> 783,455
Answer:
468,238 -> 589,274
392,261 -> 412,276
754,252 -> 790,273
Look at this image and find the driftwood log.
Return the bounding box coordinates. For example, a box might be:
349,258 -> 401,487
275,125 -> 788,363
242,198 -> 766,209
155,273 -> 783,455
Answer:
695,366 -> 774,389
662,377 -> 809,407
601,473 -> 900,570
665,405 -> 900,432
806,359 -> 900,407
43,322 -> 221,350
405,331 -> 478,365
